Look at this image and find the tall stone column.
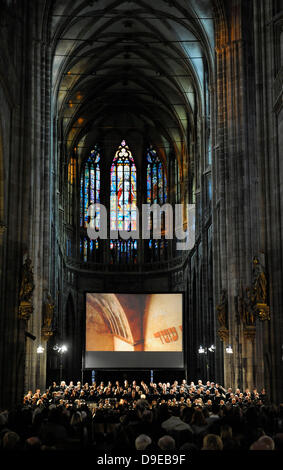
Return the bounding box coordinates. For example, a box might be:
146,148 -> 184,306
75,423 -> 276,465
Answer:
213,1 -> 265,391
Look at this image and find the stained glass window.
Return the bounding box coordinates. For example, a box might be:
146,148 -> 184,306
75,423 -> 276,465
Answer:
80,146 -> 100,229
175,158 -> 180,204
146,146 -> 168,262
67,156 -> 76,224
146,147 -> 167,206
110,239 -> 138,264
110,140 -> 137,263
146,146 -> 167,229
80,146 -> 101,262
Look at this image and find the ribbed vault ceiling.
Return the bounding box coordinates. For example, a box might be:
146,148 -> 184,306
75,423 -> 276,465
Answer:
49,0 -> 215,162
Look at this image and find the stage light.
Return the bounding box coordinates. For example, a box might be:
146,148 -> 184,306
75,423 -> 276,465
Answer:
37,345 -> 44,354
208,344 -> 215,352
198,346 -> 205,354
53,344 -> 68,353
226,345 -> 233,354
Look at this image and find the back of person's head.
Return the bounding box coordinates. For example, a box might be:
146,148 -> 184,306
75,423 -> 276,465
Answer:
191,408 -> 207,426
25,436 -> 42,451
274,433 -> 283,451
202,434 -> 223,451
181,406 -> 194,423
250,435 -> 275,450
21,407 -> 33,425
141,409 -> 153,424
136,399 -> 149,417
70,411 -> 82,427
179,442 -> 198,453
0,410 -> 8,428
48,405 -> 60,423
135,434 -> 152,450
158,435 -> 175,450
2,431 -> 20,450
220,424 -> 233,440
202,407 -> 210,418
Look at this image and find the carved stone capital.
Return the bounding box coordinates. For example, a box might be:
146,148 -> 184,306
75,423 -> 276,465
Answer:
254,303 -> 270,321
218,326 -> 229,342
243,325 -> 256,342
18,301 -> 33,321
41,327 -> 53,341
0,222 -> 6,234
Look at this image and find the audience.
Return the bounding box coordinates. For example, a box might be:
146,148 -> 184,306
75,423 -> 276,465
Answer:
0,378 -> 281,453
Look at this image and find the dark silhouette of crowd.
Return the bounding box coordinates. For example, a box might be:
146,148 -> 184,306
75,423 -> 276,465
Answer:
1,378 -> 283,453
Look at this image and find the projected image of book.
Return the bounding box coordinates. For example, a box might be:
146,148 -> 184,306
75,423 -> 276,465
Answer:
86,293 -> 182,352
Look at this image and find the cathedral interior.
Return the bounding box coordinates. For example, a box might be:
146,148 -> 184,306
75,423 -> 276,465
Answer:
0,0 -> 282,410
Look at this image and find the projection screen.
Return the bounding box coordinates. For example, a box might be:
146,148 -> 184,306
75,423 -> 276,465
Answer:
85,293 -> 184,368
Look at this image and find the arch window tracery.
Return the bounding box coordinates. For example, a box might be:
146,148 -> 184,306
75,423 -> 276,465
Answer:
146,146 -> 168,262
110,140 -> 137,264
80,146 -> 101,262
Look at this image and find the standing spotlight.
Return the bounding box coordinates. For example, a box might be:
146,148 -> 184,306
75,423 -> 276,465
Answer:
226,345 -> 233,354
37,345 -> 44,354
53,344 -> 68,382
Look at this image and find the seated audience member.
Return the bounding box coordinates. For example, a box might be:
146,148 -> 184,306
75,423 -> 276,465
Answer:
2,431 -> 21,450
24,436 -> 42,451
220,424 -> 240,450
250,435 -> 275,450
202,434 -> 223,451
190,408 -> 208,434
135,434 -> 152,451
157,435 -> 176,451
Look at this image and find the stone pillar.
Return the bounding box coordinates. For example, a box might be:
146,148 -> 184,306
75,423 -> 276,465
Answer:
213,1 -> 265,391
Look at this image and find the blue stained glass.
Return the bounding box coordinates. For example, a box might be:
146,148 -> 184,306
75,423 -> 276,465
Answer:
164,171 -> 168,202
90,167 -> 95,203
80,146 -> 101,231
152,166 -> 157,203
158,164 -> 163,202
84,238 -> 88,262
146,148 -> 168,204
80,174 -> 83,226
146,146 -> 168,242
147,167 -> 151,203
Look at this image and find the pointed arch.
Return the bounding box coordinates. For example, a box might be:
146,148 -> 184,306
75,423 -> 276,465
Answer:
79,145 -> 101,262
146,146 -> 168,262
110,140 -> 137,264
80,145 -> 101,228
110,140 -> 137,232
146,146 -> 167,207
